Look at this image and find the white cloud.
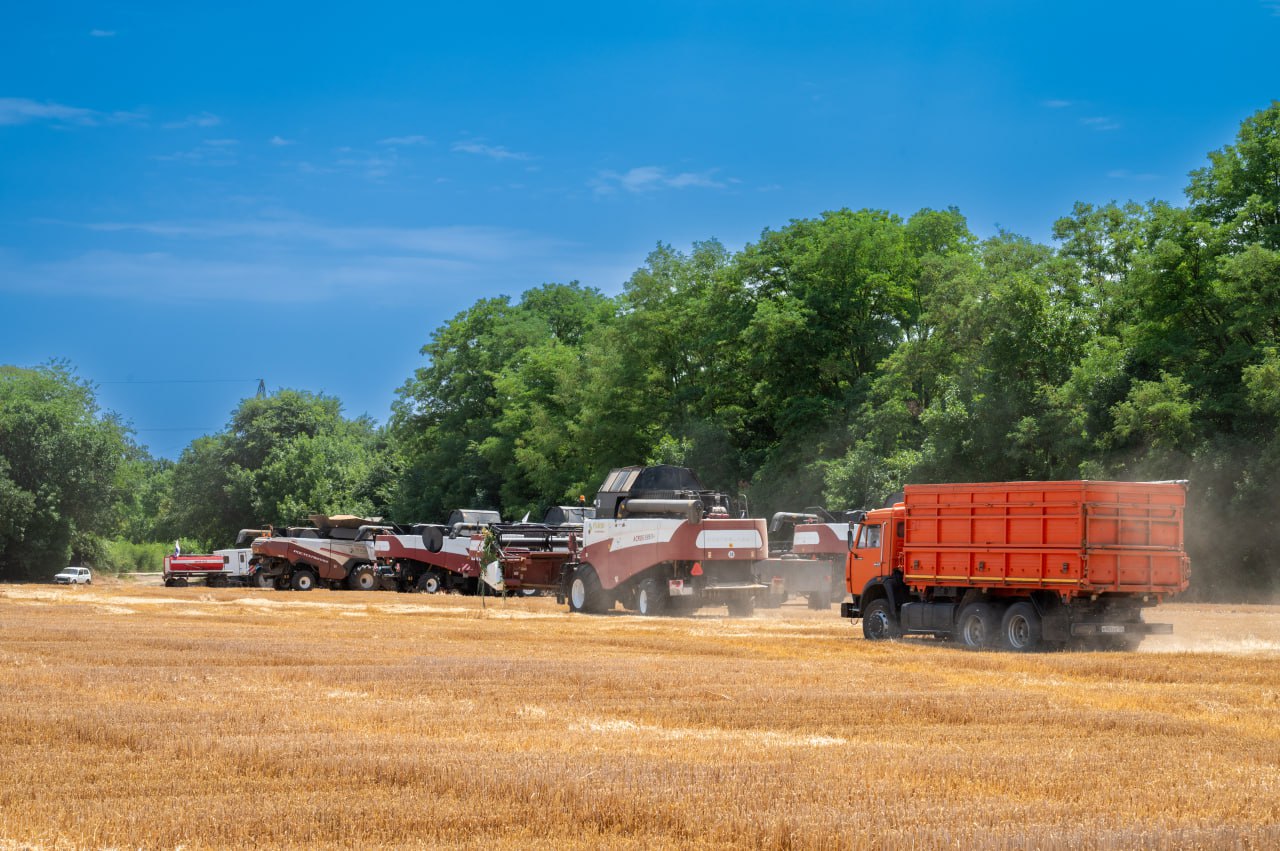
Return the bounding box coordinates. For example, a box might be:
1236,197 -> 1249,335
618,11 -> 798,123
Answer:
591,166 -> 726,195
1264,1 -> 1280,16
163,112 -> 221,129
1042,99 -> 1073,109
90,29 -> 116,37
153,139 -> 239,165
80,217 -> 561,260
379,135 -> 430,146
2,218 -> 571,304
1081,116 -> 1121,131
0,97 -> 98,126
269,135 -> 294,146
451,140 -> 532,161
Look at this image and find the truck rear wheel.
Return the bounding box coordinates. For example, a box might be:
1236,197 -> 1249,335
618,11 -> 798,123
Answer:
290,569 -> 317,592
568,566 -> 605,614
956,602 -> 1000,649
636,579 -> 667,616
726,596 -> 755,618
862,598 -> 901,640
1000,602 -> 1042,652
347,567 -> 378,591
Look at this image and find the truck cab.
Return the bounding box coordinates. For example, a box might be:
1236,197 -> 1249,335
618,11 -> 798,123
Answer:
845,506 -> 902,597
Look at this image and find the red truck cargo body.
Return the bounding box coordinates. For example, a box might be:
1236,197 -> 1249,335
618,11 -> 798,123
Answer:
899,481 -> 1189,598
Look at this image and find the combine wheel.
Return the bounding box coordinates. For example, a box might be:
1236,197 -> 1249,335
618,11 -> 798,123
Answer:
347,566 -> 378,591
290,569 -> 317,592
807,591 -> 831,610
956,603 -> 1000,650
726,595 -> 755,618
417,571 -> 444,594
635,579 -> 667,616
253,572 -> 274,589
999,602 -> 1042,652
567,565 -> 605,614
861,598 -> 901,640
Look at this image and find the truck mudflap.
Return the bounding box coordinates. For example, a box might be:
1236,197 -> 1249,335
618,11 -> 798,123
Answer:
1071,622 -> 1174,636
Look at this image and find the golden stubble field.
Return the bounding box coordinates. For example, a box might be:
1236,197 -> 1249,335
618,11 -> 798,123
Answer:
1,584 -> 1278,850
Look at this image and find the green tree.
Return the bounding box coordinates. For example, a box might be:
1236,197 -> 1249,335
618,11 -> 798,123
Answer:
0,363 -> 134,579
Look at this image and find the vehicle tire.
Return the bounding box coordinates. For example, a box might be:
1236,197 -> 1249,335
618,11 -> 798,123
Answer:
164,577 -> 176,587
520,588 -> 539,597
807,591 -> 831,610
418,571 -> 443,594
1000,601 -> 1042,652
273,575 -> 290,591
253,572 -> 274,589
290,569 -> 317,592
861,598 -> 901,641
567,565 -> 605,614
347,566 -> 378,591
726,595 -> 756,618
635,578 -> 667,616
956,602 -> 1001,650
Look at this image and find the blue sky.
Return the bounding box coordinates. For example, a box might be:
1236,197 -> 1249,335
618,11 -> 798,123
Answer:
3,1 -> 1278,458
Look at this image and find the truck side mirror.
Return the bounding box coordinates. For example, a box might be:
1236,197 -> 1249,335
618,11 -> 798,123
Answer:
422,527 -> 444,553
847,528 -> 856,551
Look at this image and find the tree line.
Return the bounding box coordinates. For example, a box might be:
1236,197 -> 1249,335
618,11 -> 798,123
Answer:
3,103 -> 1277,597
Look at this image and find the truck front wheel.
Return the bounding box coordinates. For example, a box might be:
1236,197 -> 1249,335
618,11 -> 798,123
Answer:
862,598 -> 901,640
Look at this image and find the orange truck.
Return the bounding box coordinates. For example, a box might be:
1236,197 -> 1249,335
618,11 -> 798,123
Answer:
839,481 -> 1191,651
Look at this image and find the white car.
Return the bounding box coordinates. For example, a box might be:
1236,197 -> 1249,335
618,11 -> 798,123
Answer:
54,566 -> 92,585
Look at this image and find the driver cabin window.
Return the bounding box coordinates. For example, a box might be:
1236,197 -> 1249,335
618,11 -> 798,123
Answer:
858,523 -> 882,549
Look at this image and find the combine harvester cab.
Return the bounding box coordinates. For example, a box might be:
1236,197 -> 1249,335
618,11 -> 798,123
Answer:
557,465 -> 768,616
840,480 -> 1192,651
756,509 -> 856,609
375,509 -> 501,594
249,515 -> 397,591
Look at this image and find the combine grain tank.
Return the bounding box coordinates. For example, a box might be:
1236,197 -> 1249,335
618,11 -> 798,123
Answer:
840,481 -> 1191,651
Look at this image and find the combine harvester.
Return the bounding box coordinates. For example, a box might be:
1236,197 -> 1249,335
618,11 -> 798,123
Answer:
375,509 -> 502,594
375,506 -> 592,595
474,465 -> 767,616
841,480 -> 1191,651
758,509 -> 858,609
249,515 -> 398,591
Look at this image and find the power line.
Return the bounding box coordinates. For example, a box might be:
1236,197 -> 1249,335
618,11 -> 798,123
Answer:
97,378 -> 260,385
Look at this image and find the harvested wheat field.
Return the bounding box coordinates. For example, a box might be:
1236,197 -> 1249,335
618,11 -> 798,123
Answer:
1,585 -> 1278,850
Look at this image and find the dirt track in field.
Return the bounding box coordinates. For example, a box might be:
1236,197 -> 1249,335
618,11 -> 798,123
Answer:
1,584 -> 1277,849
